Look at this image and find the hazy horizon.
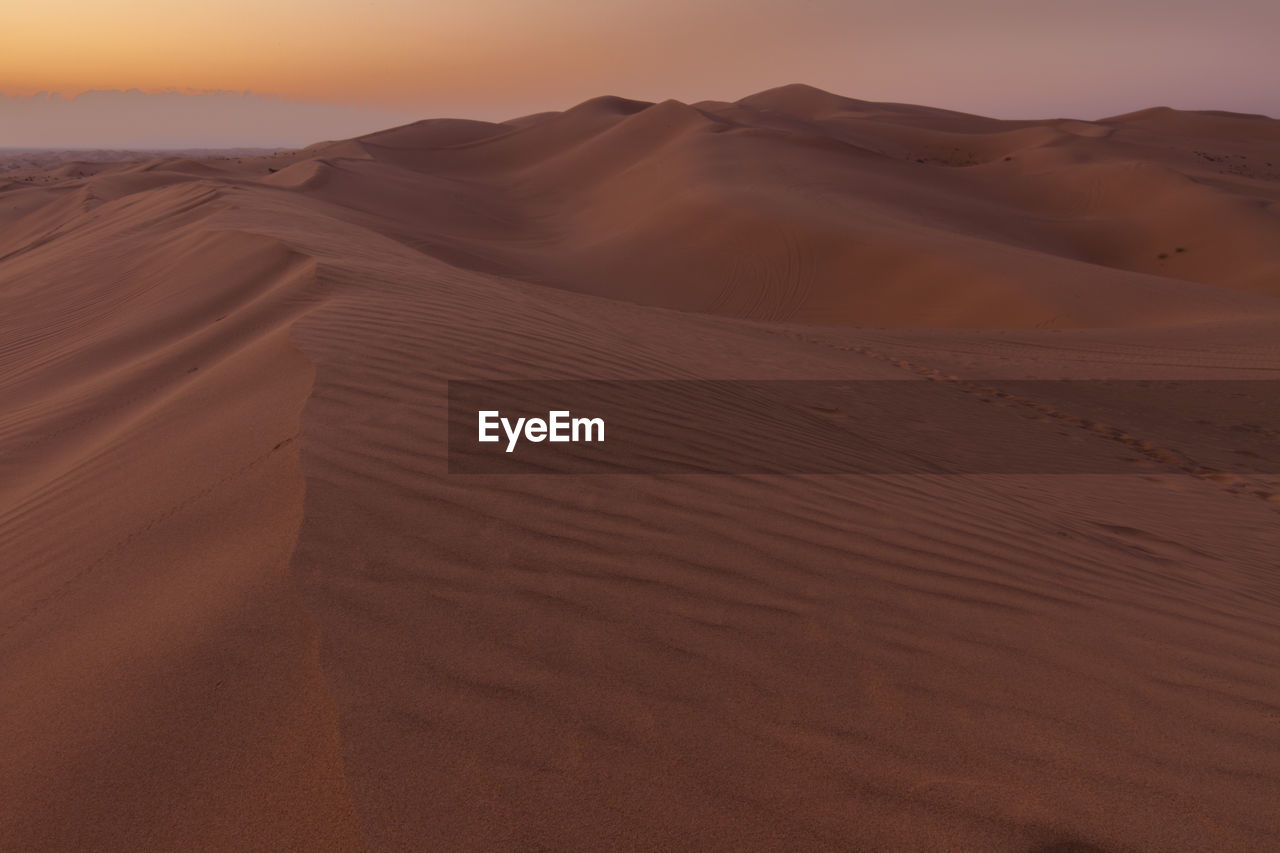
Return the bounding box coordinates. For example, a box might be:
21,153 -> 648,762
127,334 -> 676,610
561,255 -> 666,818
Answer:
6,0 -> 1280,148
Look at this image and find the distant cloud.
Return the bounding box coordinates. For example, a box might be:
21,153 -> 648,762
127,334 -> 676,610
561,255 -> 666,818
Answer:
0,90 -> 418,149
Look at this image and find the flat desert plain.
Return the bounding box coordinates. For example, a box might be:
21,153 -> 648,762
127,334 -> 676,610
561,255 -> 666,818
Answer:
1,85 -> 1278,851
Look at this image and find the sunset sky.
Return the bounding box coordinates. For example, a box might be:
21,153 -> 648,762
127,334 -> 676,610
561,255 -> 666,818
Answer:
5,0 -> 1279,147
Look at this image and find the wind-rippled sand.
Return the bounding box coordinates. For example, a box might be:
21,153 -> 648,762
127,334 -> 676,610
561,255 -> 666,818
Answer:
2,85 -> 1278,851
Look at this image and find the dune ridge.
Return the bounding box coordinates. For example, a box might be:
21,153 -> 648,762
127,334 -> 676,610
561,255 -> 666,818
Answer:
2,85 -> 1279,850
0,190 -> 363,848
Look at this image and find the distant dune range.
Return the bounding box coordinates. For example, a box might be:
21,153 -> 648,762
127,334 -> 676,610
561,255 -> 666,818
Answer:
1,85 -> 1278,850
0,148 -> 281,178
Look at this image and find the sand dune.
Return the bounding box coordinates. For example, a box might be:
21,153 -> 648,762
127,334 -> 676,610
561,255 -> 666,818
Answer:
1,86 -> 1278,850
233,83 -> 1280,327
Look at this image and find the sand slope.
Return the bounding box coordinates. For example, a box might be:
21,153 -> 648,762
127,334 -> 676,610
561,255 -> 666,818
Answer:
2,86 -> 1279,851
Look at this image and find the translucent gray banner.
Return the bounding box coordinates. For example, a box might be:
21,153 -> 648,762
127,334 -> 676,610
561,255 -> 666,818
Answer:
447,380 -> 1280,474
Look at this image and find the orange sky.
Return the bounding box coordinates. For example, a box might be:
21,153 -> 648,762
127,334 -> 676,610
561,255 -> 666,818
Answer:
4,0 -> 1279,145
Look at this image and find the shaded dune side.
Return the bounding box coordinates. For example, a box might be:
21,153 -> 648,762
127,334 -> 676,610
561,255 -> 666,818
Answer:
163,170 -> 1280,850
0,185 -> 364,850
213,92 -> 1280,848
265,212 -> 1280,851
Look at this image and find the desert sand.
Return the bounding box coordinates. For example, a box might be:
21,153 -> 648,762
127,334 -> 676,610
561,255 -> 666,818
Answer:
1,84 -> 1278,851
